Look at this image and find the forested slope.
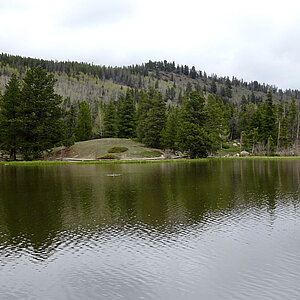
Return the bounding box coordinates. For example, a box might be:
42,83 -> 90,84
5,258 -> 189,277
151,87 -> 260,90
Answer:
0,53 -> 299,160
0,53 -> 299,106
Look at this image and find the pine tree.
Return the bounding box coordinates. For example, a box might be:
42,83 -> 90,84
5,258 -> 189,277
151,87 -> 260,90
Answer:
19,67 -> 64,159
143,89 -> 166,148
190,66 -> 197,79
279,116 -> 289,149
75,101 -> 92,141
238,103 -> 256,135
210,80 -> 217,94
185,82 -> 193,95
63,104 -> 77,147
262,92 -> 276,144
225,78 -> 232,98
136,90 -> 150,142
161,107 -> 179,150
0,74 -> 21,160
206,94 -> 228,152
177,91 -> 212,158
250,103 -> 264,142
178,89 -> 183,104
287,97 -> 297,145
276,100 -> 285,151
117,90 -> 136,138
104,101 -> 117,137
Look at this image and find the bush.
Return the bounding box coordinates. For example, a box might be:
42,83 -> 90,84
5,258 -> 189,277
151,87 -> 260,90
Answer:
108,146 -> 128,153
222,143 -> 230,149
97,154 -> 117,159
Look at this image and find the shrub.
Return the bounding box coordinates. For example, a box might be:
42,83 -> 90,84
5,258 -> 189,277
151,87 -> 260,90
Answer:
108,146 -> 128,153
97,154 -> 117,159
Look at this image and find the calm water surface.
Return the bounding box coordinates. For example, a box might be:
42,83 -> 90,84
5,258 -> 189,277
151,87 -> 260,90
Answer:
0,160 -> 300,299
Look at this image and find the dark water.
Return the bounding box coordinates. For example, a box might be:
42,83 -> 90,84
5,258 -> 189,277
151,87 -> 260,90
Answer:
0,160 -> 300,299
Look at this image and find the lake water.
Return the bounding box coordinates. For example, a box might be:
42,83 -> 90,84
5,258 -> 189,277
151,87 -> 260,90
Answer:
0,159 -> 300,299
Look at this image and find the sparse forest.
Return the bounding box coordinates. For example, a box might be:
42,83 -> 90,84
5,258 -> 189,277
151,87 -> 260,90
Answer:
0,53 -> 300,160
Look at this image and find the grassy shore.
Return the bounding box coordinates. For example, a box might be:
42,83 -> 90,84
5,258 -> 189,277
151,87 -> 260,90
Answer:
1,156 -> 300,166
0,158 -> 206,166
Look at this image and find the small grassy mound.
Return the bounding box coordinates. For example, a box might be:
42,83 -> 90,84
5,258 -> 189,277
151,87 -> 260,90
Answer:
97,154 -> 117,159
108,146 -> 128,153
52,138 -> 163,160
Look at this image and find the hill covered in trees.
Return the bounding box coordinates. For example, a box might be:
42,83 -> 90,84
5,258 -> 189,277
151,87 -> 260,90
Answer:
1,53 -> 299,106
0,53 -> 299,160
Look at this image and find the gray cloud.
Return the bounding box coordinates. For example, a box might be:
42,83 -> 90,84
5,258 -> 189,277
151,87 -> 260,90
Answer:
1,0 -> 300,90
60,0 -> 136,28
0,0 -> 28,11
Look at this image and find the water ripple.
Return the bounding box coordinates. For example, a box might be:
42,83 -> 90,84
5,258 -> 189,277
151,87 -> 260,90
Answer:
1,161 -> 300,299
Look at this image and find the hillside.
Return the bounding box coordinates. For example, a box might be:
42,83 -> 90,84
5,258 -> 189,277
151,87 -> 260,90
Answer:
0,53 -> 299,107
52,138 -> 164,161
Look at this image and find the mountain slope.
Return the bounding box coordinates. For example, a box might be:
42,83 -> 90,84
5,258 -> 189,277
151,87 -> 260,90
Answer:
0,53 -> 299,106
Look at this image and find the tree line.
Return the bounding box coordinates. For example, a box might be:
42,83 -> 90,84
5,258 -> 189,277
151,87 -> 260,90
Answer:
66,86 -> 300,157
1,67 -> 300,161
1,53 -> 299,101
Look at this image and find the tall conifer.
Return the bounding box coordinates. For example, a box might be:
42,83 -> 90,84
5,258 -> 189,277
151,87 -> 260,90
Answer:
0,74 -> 21,160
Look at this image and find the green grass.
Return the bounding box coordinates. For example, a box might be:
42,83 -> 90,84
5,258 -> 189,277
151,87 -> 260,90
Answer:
97,154 -> 117,159
53,138 -> 163,160
1,156 -> 300,167
0,161 -> 71,166
221,156 -> 300,160
139,150 -> 162,158
107,146 -> 128,153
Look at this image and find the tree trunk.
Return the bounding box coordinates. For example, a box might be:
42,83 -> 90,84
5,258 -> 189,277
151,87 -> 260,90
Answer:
9,148 -> 16,161
240,132 -> 242,153
276,119 -> 281,152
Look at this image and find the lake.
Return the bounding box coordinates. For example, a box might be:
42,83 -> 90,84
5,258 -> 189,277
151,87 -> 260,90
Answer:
0,159 -> 300,299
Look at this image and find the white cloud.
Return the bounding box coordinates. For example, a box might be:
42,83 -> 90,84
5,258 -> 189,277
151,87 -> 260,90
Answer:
1,0 -> 300,89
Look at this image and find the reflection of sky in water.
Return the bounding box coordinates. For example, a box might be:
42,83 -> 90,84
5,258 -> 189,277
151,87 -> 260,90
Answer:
0,160 -> 300,299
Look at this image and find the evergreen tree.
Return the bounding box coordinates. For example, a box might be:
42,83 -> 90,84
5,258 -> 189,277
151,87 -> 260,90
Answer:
75,101 -> 92,141
206,94 -> 228,152
185,82 -> 193,95
238,103 -> 256,135
178,89 -> 183,104
161,107 -> 179,150
117,90 -> 136,138
279,116 -> 289,149
210,80 -> 217,94
250,103 -> 264,141
246,127 -> 259,154
241,95 -> 248,105
287,97 -> 297,145
261,92 -> 276,144
104,101 -> 117,137
19,67 -> 64,159
136,90 -> 150,141
177,91 -> 212,158
143,89 -> 166,148
0,74 -> 21,160
276,100 -> 285,151
190,66 -> 197,79
225,77 -> 232,98
63,104 -> 77,147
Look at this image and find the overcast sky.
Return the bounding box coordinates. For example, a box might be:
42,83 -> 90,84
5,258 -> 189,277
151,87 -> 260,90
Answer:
1,0 -> 300,90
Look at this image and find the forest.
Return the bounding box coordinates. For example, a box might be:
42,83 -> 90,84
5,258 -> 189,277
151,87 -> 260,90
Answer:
0,54 -> 299,160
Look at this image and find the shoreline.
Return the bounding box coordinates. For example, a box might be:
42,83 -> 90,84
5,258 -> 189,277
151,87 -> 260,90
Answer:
1,156 -> 300,166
